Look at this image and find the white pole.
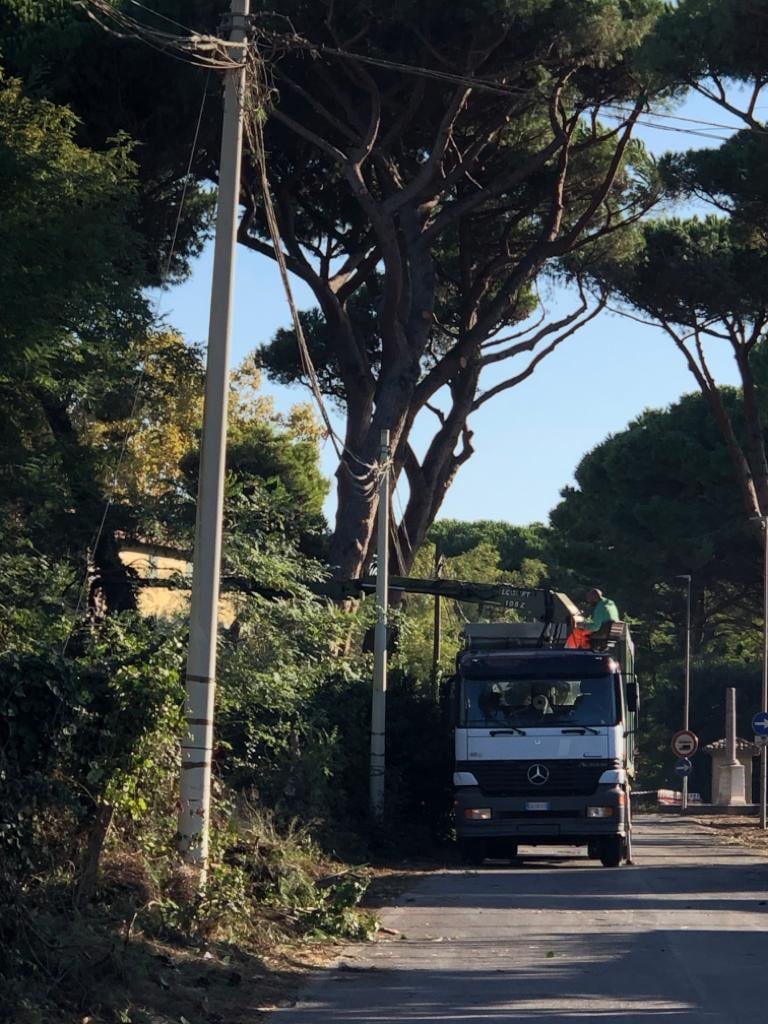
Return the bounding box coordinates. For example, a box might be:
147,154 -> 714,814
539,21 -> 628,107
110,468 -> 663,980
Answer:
178,0 -> 250,868
370,430 -> 390,823
682,574 -> 691,813
761,518 -> 768,829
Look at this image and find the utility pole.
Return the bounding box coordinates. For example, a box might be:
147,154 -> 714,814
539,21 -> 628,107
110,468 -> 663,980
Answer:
432,543 -> 444,698
178,0 -> 250,870
678,574 -> 692,813
370,430 -> 390,823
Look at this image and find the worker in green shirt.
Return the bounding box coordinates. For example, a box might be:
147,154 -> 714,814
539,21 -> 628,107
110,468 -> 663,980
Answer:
580,588 -> 619,633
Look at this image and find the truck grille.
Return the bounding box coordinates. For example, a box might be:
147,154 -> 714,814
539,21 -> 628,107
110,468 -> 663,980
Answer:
456,759 -> 617,796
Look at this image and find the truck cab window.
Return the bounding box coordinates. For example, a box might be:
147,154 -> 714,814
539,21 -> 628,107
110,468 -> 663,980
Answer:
462,675 -> 618,728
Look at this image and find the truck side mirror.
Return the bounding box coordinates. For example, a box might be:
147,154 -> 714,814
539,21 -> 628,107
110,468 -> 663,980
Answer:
626,680 -> 639,713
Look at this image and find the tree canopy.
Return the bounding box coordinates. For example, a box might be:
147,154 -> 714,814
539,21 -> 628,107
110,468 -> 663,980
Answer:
245,0 -> 666,577
550,389 -> 763,658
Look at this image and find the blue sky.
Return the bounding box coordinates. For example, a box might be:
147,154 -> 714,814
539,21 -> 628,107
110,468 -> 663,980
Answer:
153,90 -> 748,528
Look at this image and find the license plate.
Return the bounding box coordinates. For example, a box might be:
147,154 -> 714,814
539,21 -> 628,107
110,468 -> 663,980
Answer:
526,800 -> 550,811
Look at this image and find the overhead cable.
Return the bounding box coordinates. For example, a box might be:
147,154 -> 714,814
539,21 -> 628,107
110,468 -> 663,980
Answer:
243,51 -> 383,484
79,0 -> 243,70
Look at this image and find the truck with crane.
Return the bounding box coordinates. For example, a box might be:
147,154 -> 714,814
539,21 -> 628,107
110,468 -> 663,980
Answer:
190,571 -> 638,866
320,576 -> 638,867
446,588 -> 637,867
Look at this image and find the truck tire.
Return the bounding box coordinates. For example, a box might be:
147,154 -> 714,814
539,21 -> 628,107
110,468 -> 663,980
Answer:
599,836 -> 623,867
459,840 -> 487,866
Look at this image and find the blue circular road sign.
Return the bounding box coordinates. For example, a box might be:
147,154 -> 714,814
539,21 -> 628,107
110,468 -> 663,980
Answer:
674,757 -> 693,777
752,712 -> 768,736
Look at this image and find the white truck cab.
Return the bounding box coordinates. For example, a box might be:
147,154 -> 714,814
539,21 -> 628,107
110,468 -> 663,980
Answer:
451,622 -> 637,867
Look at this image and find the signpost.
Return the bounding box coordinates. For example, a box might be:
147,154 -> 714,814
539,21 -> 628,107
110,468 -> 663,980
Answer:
754,714 -> 768,817
671,730 -> 699,759
674,758 -> 693,777
671,731 -> 697,806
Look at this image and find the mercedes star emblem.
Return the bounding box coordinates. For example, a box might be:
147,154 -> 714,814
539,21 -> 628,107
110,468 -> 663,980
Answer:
527,763 -> 550,786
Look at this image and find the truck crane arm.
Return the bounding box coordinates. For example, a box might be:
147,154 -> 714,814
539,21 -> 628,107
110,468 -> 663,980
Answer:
310,576 -> 580,626
135,573 -> 580,627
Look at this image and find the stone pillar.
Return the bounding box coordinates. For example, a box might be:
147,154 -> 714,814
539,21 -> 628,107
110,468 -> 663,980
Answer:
726,687 -> 737,765
716,688 -> 747,805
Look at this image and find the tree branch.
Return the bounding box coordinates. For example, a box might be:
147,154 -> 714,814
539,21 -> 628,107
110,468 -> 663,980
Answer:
473,295 -> 606,407
269,107 -> 348,164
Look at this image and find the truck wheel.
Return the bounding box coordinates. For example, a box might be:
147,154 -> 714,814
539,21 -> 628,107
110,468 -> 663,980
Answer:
599,836 -> 623,868
459,840 -> 487,866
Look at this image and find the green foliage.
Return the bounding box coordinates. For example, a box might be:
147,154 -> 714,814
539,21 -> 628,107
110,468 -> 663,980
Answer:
0,611 -> 185,857
258,290 -> 381,408
644,0 -> 768,85
145,806 -> 374,945
0,75 -> 150,369
640,658 -> 762,795
246,0 -> 668,577
1,0 -> 219,282
396,528 -> 559,678
550,389 -> 761,646
429,519 -> 555,571
588,215 -> 768,328
662,131 -> 768,243
216,581 -> 366,822
0,78 -> 200,610
547,387 -> 768,789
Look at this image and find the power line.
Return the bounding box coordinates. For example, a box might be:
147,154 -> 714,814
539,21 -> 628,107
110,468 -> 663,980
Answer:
253,26 -> 544,101
255,24 -> 767,138
126,0 -> 201,36
242,52 -> 381,483
607,103 -> 767,135
79,0 -> 243,70
603,112 -> 733,143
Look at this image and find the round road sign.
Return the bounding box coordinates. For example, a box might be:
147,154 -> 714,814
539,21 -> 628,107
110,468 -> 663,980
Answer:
674,757 -> 693,777
671,729 -> 699,758
752,712 -> 768,736
755,734 -> 768,748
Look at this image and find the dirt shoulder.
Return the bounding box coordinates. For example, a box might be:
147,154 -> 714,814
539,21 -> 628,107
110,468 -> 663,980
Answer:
682,814 -> 768,856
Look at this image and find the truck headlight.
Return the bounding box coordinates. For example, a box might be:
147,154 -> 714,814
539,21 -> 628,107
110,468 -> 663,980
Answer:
587,806 -> 615,818
464,808 -> 492,820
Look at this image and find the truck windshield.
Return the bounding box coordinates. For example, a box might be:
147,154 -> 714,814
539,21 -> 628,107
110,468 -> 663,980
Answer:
461,675 -> 618,728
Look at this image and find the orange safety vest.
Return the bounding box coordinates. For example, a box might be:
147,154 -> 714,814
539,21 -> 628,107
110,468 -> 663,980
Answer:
565,627 -> 592,650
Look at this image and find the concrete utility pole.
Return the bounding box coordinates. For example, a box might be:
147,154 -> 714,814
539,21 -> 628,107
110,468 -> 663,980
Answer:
678,574 -> 692,813
178,0 -> 250,870
370,430 -> 390,823
432,543 -> 444,696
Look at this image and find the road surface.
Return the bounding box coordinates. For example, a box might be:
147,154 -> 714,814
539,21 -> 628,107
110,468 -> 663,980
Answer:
272,816 -> 768,1022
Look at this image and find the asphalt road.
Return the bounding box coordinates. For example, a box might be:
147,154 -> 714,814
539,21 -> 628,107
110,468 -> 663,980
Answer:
272,816 -> 768,1022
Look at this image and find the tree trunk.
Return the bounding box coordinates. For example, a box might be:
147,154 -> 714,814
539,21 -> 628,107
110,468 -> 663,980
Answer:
76,802 -> 114,905
736,350 -> 768,514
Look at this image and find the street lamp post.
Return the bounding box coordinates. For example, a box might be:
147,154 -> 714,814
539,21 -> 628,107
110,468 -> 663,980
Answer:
749,515 -> 768,830
677,574 -> 692,813
761,518 -> 768,829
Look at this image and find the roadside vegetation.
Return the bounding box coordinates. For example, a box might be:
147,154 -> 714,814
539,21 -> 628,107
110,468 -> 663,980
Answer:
3,0 -> 768,1020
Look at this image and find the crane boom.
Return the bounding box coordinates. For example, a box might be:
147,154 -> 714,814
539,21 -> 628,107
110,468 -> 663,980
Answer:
136,572 -> 580,626
311,576 -> 580,626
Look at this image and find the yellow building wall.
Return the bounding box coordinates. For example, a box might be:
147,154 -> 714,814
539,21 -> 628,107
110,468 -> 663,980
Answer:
118,544 -> 237,625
